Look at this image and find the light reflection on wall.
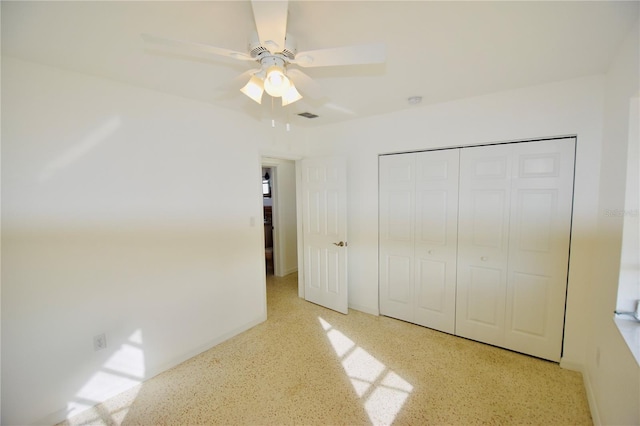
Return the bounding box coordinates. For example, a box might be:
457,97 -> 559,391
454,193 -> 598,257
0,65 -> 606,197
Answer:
38,116 -> 122,182
318,317 -> 413,425
66,329 -> 145,423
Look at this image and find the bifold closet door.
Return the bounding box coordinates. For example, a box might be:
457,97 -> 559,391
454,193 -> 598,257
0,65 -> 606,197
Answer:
413,150 -> 459,333
379,150 -> 459,334
504,139 -> 575,361
455,144 -> 512,347
456,138 -> 575,361
379,153 -> 415,323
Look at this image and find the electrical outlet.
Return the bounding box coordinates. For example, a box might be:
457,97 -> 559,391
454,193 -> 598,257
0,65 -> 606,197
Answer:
93,333 -> 107,351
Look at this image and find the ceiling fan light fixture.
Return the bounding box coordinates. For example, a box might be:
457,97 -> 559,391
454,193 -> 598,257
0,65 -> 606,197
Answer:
263,65 -> 291,97
240,75 -> 264,104
282,84 -> 302,106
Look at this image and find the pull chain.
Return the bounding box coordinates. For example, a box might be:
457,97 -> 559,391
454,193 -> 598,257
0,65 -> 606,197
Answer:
271,97 -> 276,128
286,101 -> 291,132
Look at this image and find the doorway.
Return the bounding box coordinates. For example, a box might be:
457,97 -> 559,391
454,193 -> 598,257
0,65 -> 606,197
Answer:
262,167 -> 274,275
260,158 -> 298,278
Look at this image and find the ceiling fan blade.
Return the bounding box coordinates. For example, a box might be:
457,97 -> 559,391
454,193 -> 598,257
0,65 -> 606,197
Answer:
287,69 -> 324,99
215,69 -> 261,92
141,33 -> 254,61
251,0 -> 288,53
293,43 -> 386,68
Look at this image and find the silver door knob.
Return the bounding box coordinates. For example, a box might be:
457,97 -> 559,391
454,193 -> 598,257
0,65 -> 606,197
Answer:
481,256 -> 488,261
333,241 -> 346,247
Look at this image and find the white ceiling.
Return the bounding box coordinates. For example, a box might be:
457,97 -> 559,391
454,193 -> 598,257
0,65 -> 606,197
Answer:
2,1 -> 638,127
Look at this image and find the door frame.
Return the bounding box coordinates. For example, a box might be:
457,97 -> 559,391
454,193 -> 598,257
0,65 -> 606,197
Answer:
295,159 -> 305,298
260,153 -> 348,306
261,163 -> 279,276
260,153 -> 304,297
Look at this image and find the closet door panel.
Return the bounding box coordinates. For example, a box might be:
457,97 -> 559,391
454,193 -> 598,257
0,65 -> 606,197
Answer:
456,145 -> 511,346
379,154 -> 415,322
510,272 -> 550,336
467,266 -> 504,326
385,254 -> 413,301
414,150 -> 459,333
417,259 -> 446,311
504,139 -> 575,361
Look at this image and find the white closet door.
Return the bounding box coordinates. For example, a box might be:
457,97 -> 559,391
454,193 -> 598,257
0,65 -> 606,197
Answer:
379,154 -> 415,323
456,139 -> 575,361
414,150 -> 459,333
456,145 -> 512,347
504,139 -> 575,361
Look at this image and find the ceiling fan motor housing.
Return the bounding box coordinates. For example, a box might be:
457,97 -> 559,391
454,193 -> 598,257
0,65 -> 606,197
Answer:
260,55 -> 285,70
248,31 -> 297,60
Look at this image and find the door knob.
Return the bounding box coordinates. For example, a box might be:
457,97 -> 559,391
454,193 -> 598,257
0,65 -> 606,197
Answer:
333,241 -> 346,247
481,256 -> 488,261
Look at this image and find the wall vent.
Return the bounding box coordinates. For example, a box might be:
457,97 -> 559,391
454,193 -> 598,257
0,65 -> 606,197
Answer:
298,112 -> 319,119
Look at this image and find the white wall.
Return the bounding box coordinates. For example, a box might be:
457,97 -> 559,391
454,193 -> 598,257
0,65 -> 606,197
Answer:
1,57 -> 305,425
585,22 -> 640,425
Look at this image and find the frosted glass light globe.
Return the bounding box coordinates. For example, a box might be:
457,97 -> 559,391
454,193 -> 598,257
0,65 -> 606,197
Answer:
263,66 -> 291,97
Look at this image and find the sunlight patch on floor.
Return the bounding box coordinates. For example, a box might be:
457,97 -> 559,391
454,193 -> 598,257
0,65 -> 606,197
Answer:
318,317 -> 413,425
66,329 -> 145,424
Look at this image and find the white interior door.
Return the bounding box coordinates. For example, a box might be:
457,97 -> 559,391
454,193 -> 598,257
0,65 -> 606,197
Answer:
456,145 -> 512,347
300,157 -> 348,314
413,150 -> 459,333
379,153 -> 416,323
504,139 -> 575,361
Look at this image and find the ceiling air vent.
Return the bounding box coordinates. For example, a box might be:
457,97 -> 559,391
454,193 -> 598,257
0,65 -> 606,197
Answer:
298,112 -> 319,119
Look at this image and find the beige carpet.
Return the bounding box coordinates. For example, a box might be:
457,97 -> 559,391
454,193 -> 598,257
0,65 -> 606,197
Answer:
62,272 -> 592,425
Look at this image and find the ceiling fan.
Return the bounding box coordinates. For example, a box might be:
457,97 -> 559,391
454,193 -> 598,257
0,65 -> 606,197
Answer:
141,0 -> 386,107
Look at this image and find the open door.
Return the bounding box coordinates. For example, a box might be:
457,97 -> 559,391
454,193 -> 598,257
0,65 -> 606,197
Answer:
300,157 -> 348,314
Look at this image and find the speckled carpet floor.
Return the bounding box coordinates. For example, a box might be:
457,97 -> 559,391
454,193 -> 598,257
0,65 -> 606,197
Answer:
62,272 -> 592,425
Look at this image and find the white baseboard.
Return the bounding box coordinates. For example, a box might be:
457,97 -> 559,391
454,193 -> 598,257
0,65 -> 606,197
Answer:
35,407 -> 72,426
39,314 -> 267,426
581,367 -> 601,426
560,358 -> 601,425
277,266 -> 298,277
148,314 -> 267,380
349,303 -> 379,316
559,358 -> 582,372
